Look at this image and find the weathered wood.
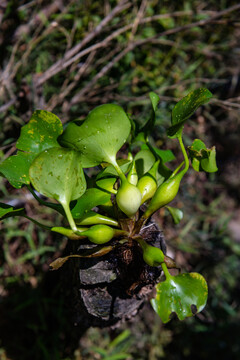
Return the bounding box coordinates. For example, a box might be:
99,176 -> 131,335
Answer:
67,220 -> 166,328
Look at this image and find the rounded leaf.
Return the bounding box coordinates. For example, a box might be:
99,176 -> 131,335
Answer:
29,147 -> 86,204
151,272 -> 208,323
16,110 -> 63,154
59,104 -> 131,167
0,151 -> 35,188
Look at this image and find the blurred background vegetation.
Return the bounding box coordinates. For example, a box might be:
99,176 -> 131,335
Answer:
0,0 -> 240,359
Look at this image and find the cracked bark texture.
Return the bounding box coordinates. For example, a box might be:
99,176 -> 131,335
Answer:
66,220 -> 166,328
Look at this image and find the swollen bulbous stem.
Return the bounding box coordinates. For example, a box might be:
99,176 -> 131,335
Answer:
51,226 -> 88,240
116,177 -> 142,218
76,211 -> 119,227
142,171 -> 184,220
137,160 -> 159,204
140,136 -> 189,221
136,237 -> 165,267
80,224 -> 115,244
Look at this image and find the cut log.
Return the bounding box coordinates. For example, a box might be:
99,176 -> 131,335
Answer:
67,220 -> 166,328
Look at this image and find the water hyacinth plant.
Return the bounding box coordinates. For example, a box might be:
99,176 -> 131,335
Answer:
0,88 -> 217,323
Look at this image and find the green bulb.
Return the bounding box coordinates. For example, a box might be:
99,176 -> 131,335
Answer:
137,175 -> 157,204
144,171 -> 184,219
138,238 -> 164,267
81,224 -> 115,244
116,179 -> 142,217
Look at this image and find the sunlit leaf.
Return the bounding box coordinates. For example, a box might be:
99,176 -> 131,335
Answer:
29,147 -> 86,231
167,89 -> 212,138
96,177 -> 117,193
0,151 -> 35,188
59,104 -> 131,167
151,272 -> 208,323
76,210 -> 119,227
29,147 -> 86,202
16,110 -> 63,154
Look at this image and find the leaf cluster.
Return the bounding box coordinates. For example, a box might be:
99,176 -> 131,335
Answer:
0,88 -> 217,323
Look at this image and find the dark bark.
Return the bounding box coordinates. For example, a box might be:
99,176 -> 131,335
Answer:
66,220 -> 166,328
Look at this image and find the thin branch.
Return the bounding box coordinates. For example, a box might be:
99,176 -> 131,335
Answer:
35,3 -> 240,88
68,3 -> 240,107
0,98 -> 16,113
35,0 -> 131,86
211,98 -> 240,110
129,0 -> 148,42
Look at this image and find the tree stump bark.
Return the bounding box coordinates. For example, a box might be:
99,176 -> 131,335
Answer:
67,220 -> 166,328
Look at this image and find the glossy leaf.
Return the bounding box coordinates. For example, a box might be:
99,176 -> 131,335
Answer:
151,272 -> 208,323
134,149 -> 155,178
59,104 -> 131,167
29,147 -> 86,202
96,159 -> 131,180
96,177 -> 117,194
0,202 -> 25,219
167,89 -> 212,138
29,147 -> 86,231
166,206 -> 183,224
153,148 -> 176,163
75,210 -> 119,227
51,226 -> 88,240
0,151 -> 35,188
71,188 -> 111,220
16,110 -> 63,154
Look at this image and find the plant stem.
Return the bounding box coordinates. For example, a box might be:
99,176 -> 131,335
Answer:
27,185 -> 64,215
178,135 -> 189,175
161,262 -> 172,280
23,215 -> 52,230
61,201 -> 77,232
170,161 -> 184,179
112,160 -> 127,183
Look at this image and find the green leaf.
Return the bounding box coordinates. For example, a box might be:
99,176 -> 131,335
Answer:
29,147 -> 86,231
166,206 -> 183,224
0,151 -> 36,188
134,149 -> 155,177
59,104 -> 131,167
140,92 -> 160,138
167,88 -> 212,138
188,139 -> 218,173
29,147 -> 85,203
151,272 -> 208,323
201,147 -> 218,173
96,177 -> 117,193
71,188 -> 111,219
75,210 -> 119,227
96,159 -> 131,180
153,148 -> 176,163
16,110 -> 63,154
0,202 -> 25,219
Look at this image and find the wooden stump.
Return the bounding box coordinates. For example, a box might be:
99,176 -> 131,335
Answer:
67,220 -> 166,328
